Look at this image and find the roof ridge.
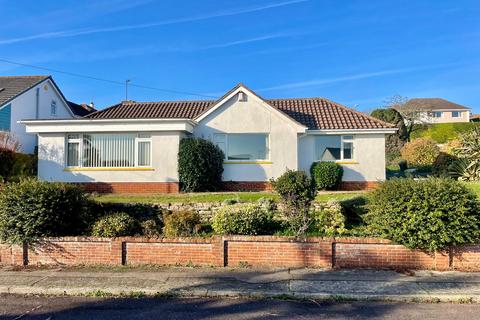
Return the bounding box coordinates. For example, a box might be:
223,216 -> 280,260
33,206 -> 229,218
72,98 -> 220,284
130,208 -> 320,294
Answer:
0,75 -> 49,78
122,99 -> 215,104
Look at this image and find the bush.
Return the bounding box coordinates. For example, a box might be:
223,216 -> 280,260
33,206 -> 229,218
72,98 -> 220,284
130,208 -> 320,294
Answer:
0,148 -> 15,181
162,210 -> 202,237
400,138 -> 440,167
91,212 -> 138,237
178,138 -> 224,192
310,161 -> 343,190
432,152 -> 458,177
411,123 -> 480,144
311,201 -> 346,237
271,170 -> 315,235
450,127 -> 480,181
0,178 -> 90,244
212,204 -> 274,235
365,178 -> 480,251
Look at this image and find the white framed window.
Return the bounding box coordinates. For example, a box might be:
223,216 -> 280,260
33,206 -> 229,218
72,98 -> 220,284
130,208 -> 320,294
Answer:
452,111 -> 461,118
66,133 -> 152,168
431,111 -> 442,118
213,133 -> 269,161
50,100 -> 57,116
315,135 -> 354,161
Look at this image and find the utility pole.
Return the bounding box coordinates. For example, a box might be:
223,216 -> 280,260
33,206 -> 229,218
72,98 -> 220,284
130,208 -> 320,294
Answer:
125,79 -> 131,101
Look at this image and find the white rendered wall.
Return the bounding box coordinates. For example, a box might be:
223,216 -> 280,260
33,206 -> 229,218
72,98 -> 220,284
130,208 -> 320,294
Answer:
37,132 -> 182,183
298,133 -> 386,182
193,94 -> 300,182
10,79 -> 73,153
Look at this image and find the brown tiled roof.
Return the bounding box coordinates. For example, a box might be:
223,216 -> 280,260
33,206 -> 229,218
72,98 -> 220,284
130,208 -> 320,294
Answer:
86,94 -> 394,130
0,76 -> 49,107
406,98 -> 470,111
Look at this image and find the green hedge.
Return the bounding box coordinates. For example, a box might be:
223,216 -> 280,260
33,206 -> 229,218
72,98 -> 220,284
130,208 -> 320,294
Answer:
310,161 -> 343,190
412,123 -> 480,144
92,212 -> 138,237
162,210 -> 202,236
365,178 -> 480,251
212,204 -> 274,235
178,138 -> 224,192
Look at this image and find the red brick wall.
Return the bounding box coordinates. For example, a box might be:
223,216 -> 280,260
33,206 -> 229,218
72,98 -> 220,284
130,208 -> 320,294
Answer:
340,181 -> 379,191
78,182 -> 179,194
221,182 -> 273,192
3,237 -> 480,271
27,238 -> 121,266
125,238 -> 223,266
334,242 -> 450,270
225,236 -> 331,268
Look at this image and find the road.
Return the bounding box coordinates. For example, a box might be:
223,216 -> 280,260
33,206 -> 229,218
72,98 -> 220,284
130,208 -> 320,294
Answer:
0,295 -> 479,320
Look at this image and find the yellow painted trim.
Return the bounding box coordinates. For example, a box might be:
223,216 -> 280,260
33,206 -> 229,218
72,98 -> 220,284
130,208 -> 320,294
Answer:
64,167 -> 155,172
224,161 -> 273,165
336,161 -> 359,165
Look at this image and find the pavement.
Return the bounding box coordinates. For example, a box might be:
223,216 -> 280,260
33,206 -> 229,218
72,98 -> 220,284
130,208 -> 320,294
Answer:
1,266 -> 480,302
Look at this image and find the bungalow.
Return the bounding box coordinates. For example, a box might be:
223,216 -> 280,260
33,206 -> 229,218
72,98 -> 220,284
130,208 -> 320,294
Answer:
22,84 -> 396,193
401,98 -> 471,124
0,75 -> 95,153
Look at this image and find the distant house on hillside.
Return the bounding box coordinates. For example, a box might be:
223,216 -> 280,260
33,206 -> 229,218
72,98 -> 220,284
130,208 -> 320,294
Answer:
470,114 -> 480,122
400,98 -> 471,124
0,76 -> 95,153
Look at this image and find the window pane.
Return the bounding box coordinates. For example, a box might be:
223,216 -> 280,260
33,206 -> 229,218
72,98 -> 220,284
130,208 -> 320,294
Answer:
316,136 -> 341,161
213,134 -> 226,157
83,134 -> 135,167
343,142 -> 353,160
137,141 -> 151,166
67,142 -> 79,167
227,134 -> 268,160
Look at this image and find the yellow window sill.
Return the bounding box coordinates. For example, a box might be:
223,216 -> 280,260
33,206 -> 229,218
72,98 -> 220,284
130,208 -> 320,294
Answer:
336,161 -> 359,165
224,161 -> 273,165
64,167 -> 155,172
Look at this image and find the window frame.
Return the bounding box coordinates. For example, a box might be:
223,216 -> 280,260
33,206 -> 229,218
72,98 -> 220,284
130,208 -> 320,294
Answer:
213,133 -> 270,162
452,111 -> 461,118
315,135 -> 355,162
65,133 -> 152,169
432,111 -> 442,118
50,100 -> 57,116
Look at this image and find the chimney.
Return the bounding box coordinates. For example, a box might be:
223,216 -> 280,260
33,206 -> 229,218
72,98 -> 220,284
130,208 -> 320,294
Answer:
89,101 -> 95,109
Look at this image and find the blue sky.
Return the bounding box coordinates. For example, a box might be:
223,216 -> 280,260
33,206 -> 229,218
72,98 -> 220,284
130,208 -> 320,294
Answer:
1,0 -> 479,113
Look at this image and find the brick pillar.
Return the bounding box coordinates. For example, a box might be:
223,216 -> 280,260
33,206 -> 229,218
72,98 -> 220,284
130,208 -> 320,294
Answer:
110,239 -> 124,265
212,237 -> 226,267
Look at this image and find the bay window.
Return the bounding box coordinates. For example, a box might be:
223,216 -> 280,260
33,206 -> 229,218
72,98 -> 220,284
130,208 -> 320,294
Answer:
213,133 -> 269,161
315,135 -> 354,161
66,133 -> 152,168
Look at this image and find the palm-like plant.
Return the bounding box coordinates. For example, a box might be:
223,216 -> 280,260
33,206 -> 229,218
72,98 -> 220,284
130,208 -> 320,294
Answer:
450,128 -> 480,181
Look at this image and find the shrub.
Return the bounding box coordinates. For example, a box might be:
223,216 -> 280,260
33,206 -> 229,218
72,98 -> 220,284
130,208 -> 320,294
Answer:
411,123 -> 480,144
0,178 -> 90,244
432,152 -> 458,177
91,212 -> 138,237
271,170 -> 315,235
0,148 -> 15,181
310,161 -> 343,190
140,219 -> 162,237
178,138 -> 224,192
365,178 -> 480,251
162,210 -> 202,237
311,201 -> 346,237
212,204 -> 274,235
400,138 -> 440,167
450,127 -> 480,181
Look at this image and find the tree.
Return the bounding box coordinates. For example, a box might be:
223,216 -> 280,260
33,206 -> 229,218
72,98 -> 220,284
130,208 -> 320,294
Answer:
385,95 -> 430,141
370,108 -> 407,141
0,132 -> 20,152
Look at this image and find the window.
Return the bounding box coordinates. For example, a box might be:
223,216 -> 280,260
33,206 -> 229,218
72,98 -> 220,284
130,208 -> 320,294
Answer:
213,133 -> 269,161
452,111 -> 461,118
50,100 -> 57,116
431,111 -> 442,118
315,135 -> 354,161
66,133 -> 152,168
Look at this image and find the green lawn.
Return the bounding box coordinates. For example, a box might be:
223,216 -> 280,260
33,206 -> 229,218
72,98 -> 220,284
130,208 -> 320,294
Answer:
93,191 -> 365,204
411,123 -> 480,143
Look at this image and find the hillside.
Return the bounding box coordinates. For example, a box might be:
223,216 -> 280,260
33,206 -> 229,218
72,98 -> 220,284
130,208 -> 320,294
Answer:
411,122 -> 480,143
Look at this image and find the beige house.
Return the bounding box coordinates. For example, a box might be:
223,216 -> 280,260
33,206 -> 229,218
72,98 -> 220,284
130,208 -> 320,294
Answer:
405,98 -> 470,124
22,84 -> 396,193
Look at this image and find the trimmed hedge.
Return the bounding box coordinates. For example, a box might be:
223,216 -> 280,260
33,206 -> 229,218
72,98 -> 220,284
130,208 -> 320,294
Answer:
212,204 -> 274,235
365,178 -> 480,251
310,161 -> 343,190
92,212 -> 138,237
162,210 -> 202,237
0,178 -> 91,244
178,138 -> 224,192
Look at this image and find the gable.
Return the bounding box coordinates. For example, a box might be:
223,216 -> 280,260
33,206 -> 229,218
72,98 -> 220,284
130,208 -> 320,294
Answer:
0,104 -> 11,131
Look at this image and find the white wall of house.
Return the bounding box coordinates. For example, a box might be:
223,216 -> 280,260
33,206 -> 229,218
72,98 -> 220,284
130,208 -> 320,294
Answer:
9,79 -> 73,153
193,93 -> 301,181
418,110 -> 470,124
37,131 -> 182,183
298,133 -> 386,182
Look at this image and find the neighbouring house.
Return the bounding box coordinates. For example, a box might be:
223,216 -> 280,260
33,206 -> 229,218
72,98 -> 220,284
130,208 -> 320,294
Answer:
22,84 -> 396,193
402,98 -> 471,124
470,114 -> 480,122
0,75 -> 95,153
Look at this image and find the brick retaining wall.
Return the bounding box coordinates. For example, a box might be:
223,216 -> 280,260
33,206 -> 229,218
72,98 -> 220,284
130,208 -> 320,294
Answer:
1,237 -> 479,271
